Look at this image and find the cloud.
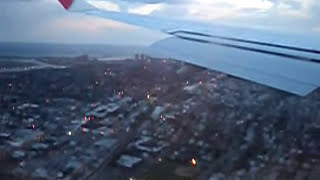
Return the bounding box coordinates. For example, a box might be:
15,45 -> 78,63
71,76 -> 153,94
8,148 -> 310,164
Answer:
106,0 -> 275,20
46,14 -> 134,33
0,0 -> 35,2
1,0 -> 319,44
182,0 -> 274,20
119,0 -> 184,4
96,0 -> 319,27
128,3 -> 164,15
313,26 -> 320,33
0,0 -> 166,44
277,1 -> 306,17
87,0 -> 120,12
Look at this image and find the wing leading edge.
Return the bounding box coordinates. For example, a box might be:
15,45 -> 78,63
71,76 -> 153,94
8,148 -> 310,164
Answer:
58,0 -> 320,96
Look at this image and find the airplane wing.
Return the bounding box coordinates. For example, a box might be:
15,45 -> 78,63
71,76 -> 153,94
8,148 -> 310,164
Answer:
58,0 -> 320,96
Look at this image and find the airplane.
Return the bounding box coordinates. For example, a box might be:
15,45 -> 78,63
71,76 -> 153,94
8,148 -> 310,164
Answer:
58,0 -> 320,96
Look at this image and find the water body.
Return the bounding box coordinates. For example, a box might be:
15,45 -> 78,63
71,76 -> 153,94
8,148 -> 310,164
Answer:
98,56 -> 133,61
0,59 -> 66,73
0,42 -> 145,58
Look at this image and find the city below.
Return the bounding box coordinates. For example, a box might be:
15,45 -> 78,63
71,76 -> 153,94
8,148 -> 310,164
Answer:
0,55 -> 319,180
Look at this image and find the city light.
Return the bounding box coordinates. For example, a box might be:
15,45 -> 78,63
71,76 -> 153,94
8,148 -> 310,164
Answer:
0,34 -> 316,180
82,128 -> 89,133
191,158 -> 197,166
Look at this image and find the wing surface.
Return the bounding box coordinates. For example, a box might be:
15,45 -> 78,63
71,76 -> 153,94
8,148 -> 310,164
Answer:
58,0 -> 320,96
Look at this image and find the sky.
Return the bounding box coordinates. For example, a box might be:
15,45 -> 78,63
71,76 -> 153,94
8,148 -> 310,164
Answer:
0,0 -> 319,45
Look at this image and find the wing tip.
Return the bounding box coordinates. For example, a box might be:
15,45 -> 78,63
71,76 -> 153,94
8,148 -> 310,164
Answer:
58,0 -> 73,10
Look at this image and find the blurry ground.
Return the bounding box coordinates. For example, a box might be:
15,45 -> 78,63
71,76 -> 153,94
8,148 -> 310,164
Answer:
0,56 -> 319,180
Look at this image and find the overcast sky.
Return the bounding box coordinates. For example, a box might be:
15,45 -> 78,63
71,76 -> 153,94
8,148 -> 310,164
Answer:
1,0 -> 319,45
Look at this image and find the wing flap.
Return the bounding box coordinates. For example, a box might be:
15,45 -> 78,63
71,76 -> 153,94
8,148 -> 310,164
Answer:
170,31 -> 320,62
170,33 -> 320,86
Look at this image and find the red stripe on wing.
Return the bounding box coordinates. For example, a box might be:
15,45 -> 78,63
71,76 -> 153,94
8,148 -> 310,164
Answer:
58,0 -> 73,9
